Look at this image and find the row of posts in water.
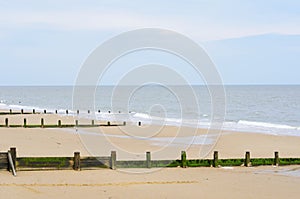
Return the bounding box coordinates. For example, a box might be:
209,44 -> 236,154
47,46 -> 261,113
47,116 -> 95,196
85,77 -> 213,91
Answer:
4,109 -> 130,115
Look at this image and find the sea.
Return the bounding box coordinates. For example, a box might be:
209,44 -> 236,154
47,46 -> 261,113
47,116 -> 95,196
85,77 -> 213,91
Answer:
0,85 -> 299,136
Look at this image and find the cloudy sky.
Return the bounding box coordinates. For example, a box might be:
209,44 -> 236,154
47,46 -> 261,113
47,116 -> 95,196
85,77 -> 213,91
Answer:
0,0 -> 299,85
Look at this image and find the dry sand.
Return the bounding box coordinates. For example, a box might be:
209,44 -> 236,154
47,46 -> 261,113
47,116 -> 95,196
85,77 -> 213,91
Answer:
0,112 -> 300,198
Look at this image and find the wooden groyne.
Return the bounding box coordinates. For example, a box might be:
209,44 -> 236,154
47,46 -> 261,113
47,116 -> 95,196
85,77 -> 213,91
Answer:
1,148 -> 300,176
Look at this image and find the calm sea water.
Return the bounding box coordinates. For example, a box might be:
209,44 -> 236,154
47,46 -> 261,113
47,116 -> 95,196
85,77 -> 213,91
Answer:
0,85 -> 299,136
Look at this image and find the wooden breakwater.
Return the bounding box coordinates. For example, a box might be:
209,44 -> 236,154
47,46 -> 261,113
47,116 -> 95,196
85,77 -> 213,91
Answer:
1,148 -> 300,176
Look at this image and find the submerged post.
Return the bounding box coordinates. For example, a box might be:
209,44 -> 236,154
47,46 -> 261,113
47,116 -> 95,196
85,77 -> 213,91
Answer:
5,118 -> 8,127
181,151 -> 187,168
41,118 -> 44,128
110,151 -> 116,170
73,152 -> 80,171
146,151 -> 151,168
245,151 -> 251,167
213,151 -> 219,168
274,151 -> 279,166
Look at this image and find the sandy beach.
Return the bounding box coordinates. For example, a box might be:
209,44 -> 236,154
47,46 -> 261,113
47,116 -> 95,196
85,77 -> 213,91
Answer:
0,112 -> 300,198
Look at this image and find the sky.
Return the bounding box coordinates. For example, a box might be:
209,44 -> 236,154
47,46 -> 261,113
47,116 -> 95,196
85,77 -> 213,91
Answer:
0,0 -> 299,85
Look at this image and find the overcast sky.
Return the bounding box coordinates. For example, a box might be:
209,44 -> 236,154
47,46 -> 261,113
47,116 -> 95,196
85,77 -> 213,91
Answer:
0,0 -> 299,85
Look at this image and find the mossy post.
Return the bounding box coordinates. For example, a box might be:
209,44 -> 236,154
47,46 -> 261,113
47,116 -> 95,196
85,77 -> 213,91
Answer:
245,151 -> 251,167
91,120 -> 95,126
75,120 -> 78,127
58,120 -> 62,128
33,109 -> 35,114
41,118 -> 44,128
110,151 -> 117,170
274,151 -> 279,166
23,118 -> 27,128
181,151 -> 187,168
10,147 -> 16,171
73,152 -> 80,171
107,121 -> 111,126
21,109 -> 24,114
213,151 -> 219,167
5,118 -> 8,127
146,151 -> 151,168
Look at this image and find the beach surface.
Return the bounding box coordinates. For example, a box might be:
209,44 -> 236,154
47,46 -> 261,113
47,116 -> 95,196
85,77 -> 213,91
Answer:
0,112 -> 300,198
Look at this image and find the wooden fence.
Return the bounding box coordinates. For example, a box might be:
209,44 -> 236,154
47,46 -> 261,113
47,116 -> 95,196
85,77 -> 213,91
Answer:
1,148 -> 300,176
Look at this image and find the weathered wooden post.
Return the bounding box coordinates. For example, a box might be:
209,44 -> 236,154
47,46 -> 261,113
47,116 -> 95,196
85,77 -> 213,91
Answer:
245,151 -> 251,167
21,109 -> 24,114
41,118 -> 44,128
66,110 -> 68,114
213,151 -> 219,168
274,151 -> 279,166
7,150 -> 16,176
23,118 -> 27,128
91,120 -> 95,126
181,151 -> 187,168
44,110 -> 46,114
138,121 -> 141,126
107,121 -> 111,126
33,109 -> 35,114
9,109 -> 12,114
73,152 -> 80,171
146,151 -> 151,168
123,121 -> 126,126
75,120 -> 78,127
5,118 -> 8,127
110,151 -> 116,170
58,120 -> 62,128
10,147 -> 16,170
55,110 -> 58,114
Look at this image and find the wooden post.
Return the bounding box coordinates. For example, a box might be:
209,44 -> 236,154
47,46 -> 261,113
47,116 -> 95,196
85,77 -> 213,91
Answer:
75,120 -> 78,127
23,118 -> 27,128
181,151 -> 187,168
55,110 -> 58,114
7,151 -> 16,176
77,110 -> 79,114
118,111 -> 121,113
138,121 -> 141,126
5,118 -> 8,127
10,147 -> 16,170
123,121 -> 126,126
33,109 -> 35,114
73,152 -> 80,171
44,110 -> 46,114
21,109 -> 24,114
41,118 -> 44,128
274,151 -> 279,166
88,110 -> 90,114
91,120 -> 95,126
146,151 -> 151,168
108,110 -> 111,113
110,151 -> 116,170
58,120 -> 62,128
9,109 -> 12,114
213,151 -> 219,168
245,151 -> 251,167
66,110 -> 68,114
107,121 -> 111,126
98,110 -> 100,113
